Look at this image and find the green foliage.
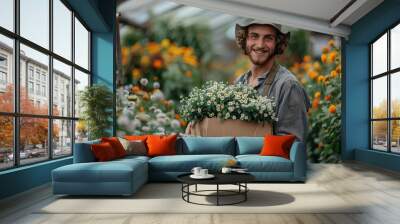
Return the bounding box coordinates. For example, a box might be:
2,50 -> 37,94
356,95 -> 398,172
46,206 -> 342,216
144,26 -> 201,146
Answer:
79,84 -> 113,140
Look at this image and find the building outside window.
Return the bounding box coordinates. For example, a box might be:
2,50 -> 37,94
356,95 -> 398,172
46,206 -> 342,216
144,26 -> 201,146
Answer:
371,22 -> 400,154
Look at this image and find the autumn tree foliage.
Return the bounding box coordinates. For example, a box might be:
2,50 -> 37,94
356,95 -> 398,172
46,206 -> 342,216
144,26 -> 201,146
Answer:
0,85 -> 59,150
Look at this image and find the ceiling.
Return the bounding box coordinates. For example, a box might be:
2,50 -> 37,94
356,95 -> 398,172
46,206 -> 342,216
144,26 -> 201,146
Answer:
117,0 -> 384,38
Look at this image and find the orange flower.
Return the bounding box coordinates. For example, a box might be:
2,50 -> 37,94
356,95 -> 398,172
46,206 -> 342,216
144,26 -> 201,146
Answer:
329,104 -> 336,113
321,54 -> 327,64
312,99 -> 319,109
152,59 -> 163,69
313,62 -> 321,71
143,93 -> 150,101
180,120 -> 187,127
303,55 -> 312,63
140,56 -> 150,67
329,51 -> 337,63
330,70 -> 338,78
130,43 -> 141,54
314,91 -> 321,98
131,68 -> 141,79
175,114 -> 181,119
147,42 -> 161,55
325,95 -> 331,101
185,71 -> 193,78
308,70 -> 318,80
335,65 -> 341,73
132,86 -> 140,93
139,106 -> 145,112
303,63 -> 311,71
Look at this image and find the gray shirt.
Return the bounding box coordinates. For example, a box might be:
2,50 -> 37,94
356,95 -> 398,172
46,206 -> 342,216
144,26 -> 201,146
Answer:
235,64 -> 311,142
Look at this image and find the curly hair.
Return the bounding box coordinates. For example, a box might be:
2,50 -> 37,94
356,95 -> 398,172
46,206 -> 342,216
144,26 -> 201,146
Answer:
235,24 -> 290,55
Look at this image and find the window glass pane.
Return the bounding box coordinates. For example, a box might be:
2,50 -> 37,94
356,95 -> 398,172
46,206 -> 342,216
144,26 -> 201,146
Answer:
53,0 -> 72,60
0,0 -> 14,31
372,121 -> 388,151
372,33 -> 387,76
391,72 -> 400,118
75,120 -> 88,143
0,116 -> 13,170
53,119 -> 72,157
74,69 -> 89,118
74,17 -> 89,70
20,117 -> 49,165
391,120 -> 400,153
372,77 -> 387,119
0,35 -> 14,113
20,0 -> 49,49
391,24 -> 400,70
20,44 -> 49,115
53,59 -> 72,117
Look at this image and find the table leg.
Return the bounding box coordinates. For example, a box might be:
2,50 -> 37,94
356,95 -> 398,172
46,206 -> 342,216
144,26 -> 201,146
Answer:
217,184 -> 219,206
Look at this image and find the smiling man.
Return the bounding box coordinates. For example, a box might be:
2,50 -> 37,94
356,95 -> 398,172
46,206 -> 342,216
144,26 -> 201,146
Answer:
235,20 -> 311,142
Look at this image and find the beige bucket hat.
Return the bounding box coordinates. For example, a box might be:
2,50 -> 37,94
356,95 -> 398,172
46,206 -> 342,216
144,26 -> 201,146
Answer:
235,19 -> 290,55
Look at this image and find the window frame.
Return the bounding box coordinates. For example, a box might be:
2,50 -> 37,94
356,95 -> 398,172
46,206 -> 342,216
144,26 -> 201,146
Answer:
0,0 -> 92,171
370,20 -> 400,154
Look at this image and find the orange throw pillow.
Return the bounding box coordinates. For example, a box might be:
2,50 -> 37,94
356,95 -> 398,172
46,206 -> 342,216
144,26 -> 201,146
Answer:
125,135 -> 148,141
146,134 -> 178,157
91,142 -> 117,161
101,137 -> 127,158
260,135 -> 296,159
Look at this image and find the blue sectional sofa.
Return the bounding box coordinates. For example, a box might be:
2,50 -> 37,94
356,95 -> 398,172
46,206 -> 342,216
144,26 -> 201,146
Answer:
52,137 -> 306,196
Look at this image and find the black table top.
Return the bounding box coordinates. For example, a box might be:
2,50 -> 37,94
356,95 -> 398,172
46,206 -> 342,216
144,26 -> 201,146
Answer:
177,172 -> 255,185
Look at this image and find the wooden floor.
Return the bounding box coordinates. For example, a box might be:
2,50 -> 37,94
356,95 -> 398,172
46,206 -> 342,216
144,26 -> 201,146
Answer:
1,162 -> 400,224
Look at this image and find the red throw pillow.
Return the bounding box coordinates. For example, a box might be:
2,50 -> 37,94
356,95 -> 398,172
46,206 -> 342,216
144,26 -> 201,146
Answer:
125,135 -> 148,141
101,137 -> 127,158
91,142 -> 117,161
146,134 -> 178,157
260,135 -> 296,159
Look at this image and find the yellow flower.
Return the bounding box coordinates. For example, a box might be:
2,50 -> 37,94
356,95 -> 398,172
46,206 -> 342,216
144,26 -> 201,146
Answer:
328,39 -> 336,48
131,68 -> 141,79
303,55 -> 312,63
317,75 -> 325,83
321,54 -> 327,64
329,104 -> 337,113
314,91 -> 321,98
183,55 -> 198,67
313,62 -> 321,71
303,63 -> 311,71
140,56 -> 150,67
308,70 -> 318,80
161,39 -> 171,49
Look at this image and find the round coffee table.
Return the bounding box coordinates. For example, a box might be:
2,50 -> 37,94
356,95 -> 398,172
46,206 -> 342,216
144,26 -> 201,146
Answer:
177,173 -> 255,206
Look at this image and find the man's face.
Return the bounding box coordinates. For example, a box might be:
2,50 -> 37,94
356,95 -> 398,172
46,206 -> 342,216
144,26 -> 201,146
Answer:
245,24 -> 278,66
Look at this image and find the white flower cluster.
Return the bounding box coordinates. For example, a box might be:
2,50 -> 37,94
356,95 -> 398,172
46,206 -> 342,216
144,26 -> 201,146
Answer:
179,81 -> 277,123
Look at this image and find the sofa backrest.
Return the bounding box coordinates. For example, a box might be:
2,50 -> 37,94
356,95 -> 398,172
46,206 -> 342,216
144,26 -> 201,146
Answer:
73,139 -> 100,163
235,137 -> 264,155
177,137 -> 236,155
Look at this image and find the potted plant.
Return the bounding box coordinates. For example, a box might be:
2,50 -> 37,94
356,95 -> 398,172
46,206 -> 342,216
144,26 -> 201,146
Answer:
79,84 -> 113,140
179,81 -> 277,136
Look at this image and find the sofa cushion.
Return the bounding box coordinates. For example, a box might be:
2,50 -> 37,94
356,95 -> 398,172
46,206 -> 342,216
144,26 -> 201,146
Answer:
236,155 -> 293,172
91,142 -> 118,161
260,135 -> 296,159
52,159 -> 147,183
147,134 -> 178,157
148,154 -> 235,172
235,137 -> 264,155
101,137 -> 127,158
177,137 -> 235,155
